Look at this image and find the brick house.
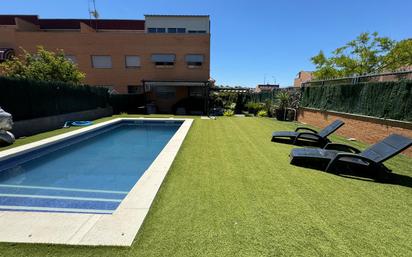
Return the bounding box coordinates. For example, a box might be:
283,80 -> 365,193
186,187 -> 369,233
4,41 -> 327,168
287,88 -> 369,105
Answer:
0,14 -> 211,113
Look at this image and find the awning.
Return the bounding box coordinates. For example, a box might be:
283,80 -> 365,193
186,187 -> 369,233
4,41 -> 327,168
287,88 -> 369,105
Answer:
151,54 -> 175,62
185,54 -> 204,62
143,81 -> 209,87
0,48 -> 15,61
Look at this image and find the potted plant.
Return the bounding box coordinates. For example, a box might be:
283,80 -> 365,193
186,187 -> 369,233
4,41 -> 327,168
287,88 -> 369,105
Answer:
275,91 -> 290,121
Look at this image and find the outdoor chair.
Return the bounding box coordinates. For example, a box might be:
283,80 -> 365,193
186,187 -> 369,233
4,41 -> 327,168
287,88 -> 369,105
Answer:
289,134 -> 412,177
271,120 -> 344,147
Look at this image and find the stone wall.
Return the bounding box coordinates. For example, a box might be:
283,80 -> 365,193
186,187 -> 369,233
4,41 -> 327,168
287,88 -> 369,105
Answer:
298,108 -> 412,157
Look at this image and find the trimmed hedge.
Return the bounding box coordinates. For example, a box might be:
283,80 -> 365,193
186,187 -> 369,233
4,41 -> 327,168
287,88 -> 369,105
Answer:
0,76 -> 109,121
300,81 -> 412,121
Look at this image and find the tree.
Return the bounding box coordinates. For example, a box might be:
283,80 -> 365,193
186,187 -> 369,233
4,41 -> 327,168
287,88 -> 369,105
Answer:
310,32 -> 412,80
0,46 -> 85,84
384,39 -> 412,71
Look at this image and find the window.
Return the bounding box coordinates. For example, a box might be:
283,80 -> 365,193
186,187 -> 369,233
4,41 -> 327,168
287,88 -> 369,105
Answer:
188,62 -> 202,67
128,85 -> 143,94
177,28 -> 186,33
148,28 -> 166,33
185,54 -> 204,68
65,55 -> 77,64
151,54 -> 176,67
125,56 -> 141,68
91,55 -> 112,69
188,30 -> 207,34
155,61 -> 174,66
156,86 -> 176,99
167,28 -> 186,33
189,87 -> 203,97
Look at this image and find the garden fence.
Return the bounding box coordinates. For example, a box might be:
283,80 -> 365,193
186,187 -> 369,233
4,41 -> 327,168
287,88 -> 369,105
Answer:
300,80 -> 412,121
0,76 -> 109,121
302,70 -> 412,87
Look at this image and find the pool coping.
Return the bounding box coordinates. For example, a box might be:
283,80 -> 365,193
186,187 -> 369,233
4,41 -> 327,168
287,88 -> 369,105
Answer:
0,117 -> 193,246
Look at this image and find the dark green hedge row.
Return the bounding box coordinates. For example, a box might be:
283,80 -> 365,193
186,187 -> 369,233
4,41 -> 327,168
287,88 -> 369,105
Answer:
0,76 -> 109,121
300,81 -> 412,121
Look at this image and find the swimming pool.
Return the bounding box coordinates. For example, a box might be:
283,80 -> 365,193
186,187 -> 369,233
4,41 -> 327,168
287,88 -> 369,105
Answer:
0,119 -> 182,214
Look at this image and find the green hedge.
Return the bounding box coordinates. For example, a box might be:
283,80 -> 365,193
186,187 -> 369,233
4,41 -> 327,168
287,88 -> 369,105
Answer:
300,81 -> 412,121
0,76 -> 109,121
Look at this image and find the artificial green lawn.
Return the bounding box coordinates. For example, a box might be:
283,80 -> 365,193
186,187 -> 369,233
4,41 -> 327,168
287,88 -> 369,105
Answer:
0,116 -> 411,256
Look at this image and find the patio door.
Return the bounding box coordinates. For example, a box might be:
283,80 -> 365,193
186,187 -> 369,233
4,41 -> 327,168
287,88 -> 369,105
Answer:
155,86 -> 177,113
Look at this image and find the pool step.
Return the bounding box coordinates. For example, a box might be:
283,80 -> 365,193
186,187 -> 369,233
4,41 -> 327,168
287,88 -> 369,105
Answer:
0,184 -> 127,214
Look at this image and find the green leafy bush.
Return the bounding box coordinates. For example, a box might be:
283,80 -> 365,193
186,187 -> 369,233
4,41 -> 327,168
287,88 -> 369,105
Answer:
257,110 -> 268,117
246,102 -> 265,115
276,91 -> 290,110
0,46 -> 85,84
223,110 -> 234,116
300,81 -> 412,121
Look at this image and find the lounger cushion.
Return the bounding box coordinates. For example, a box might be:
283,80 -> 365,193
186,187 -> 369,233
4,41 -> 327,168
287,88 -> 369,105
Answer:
272,131 -> 322,141
290,148 -> 369,169
360,134 -> 412,163
290,148 -> 337,162
317,120 -> 345,138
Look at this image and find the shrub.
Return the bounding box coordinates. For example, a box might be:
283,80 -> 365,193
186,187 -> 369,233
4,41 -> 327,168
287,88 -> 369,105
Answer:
223,109 -> 234,116
276,91 -> 290,110
257,110 -> 268,117
0,46 -> 85,84
246,102 -> 265,115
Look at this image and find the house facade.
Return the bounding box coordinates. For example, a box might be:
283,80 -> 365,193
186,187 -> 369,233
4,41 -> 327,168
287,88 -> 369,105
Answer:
255,84 -> 279,93
293,71 -> 313,87
0,14 -> 211,113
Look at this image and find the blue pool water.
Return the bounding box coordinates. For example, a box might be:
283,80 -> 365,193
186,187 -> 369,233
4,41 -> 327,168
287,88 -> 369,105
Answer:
0,120 -> 181,214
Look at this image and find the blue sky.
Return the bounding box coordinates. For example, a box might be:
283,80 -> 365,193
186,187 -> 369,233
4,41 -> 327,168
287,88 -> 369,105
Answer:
1,0 -> 411,87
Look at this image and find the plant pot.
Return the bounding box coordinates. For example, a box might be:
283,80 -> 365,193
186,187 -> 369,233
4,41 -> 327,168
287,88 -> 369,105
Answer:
275,109 -> 287,121
275,109 -> 295,121
286,109 -> 296,121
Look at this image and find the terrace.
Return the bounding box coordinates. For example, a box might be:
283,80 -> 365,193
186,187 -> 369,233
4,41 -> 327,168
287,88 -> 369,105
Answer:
0,115 -> 411,256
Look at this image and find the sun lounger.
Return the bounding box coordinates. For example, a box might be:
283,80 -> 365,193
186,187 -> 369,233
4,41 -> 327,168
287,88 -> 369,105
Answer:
290,134 -> 412,176
271,120 -> 344,147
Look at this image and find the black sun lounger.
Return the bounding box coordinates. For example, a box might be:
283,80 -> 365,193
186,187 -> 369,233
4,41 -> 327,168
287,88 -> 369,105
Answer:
271,120 -> 344,147
290,134 -> 412,176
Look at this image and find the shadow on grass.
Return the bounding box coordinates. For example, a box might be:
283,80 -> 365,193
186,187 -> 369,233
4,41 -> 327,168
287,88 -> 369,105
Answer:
296,161 -> 412,189
338,170 -> 412,189
271,137 -> 325,147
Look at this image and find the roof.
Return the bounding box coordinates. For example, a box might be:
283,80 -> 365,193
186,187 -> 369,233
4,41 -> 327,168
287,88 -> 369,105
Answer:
257,84 -> 279,88
0,15 -> 39,25
0,15 -> 145,30
39,19 -> 145,30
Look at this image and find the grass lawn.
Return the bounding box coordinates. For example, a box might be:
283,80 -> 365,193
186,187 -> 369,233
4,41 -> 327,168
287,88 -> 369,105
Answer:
0,116 -> 411,256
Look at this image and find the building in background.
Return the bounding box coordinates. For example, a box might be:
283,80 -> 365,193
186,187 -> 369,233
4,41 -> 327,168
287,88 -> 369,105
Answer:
255,84 -> 279,93
0,14 -> 211,113
294,71 -> 313,87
